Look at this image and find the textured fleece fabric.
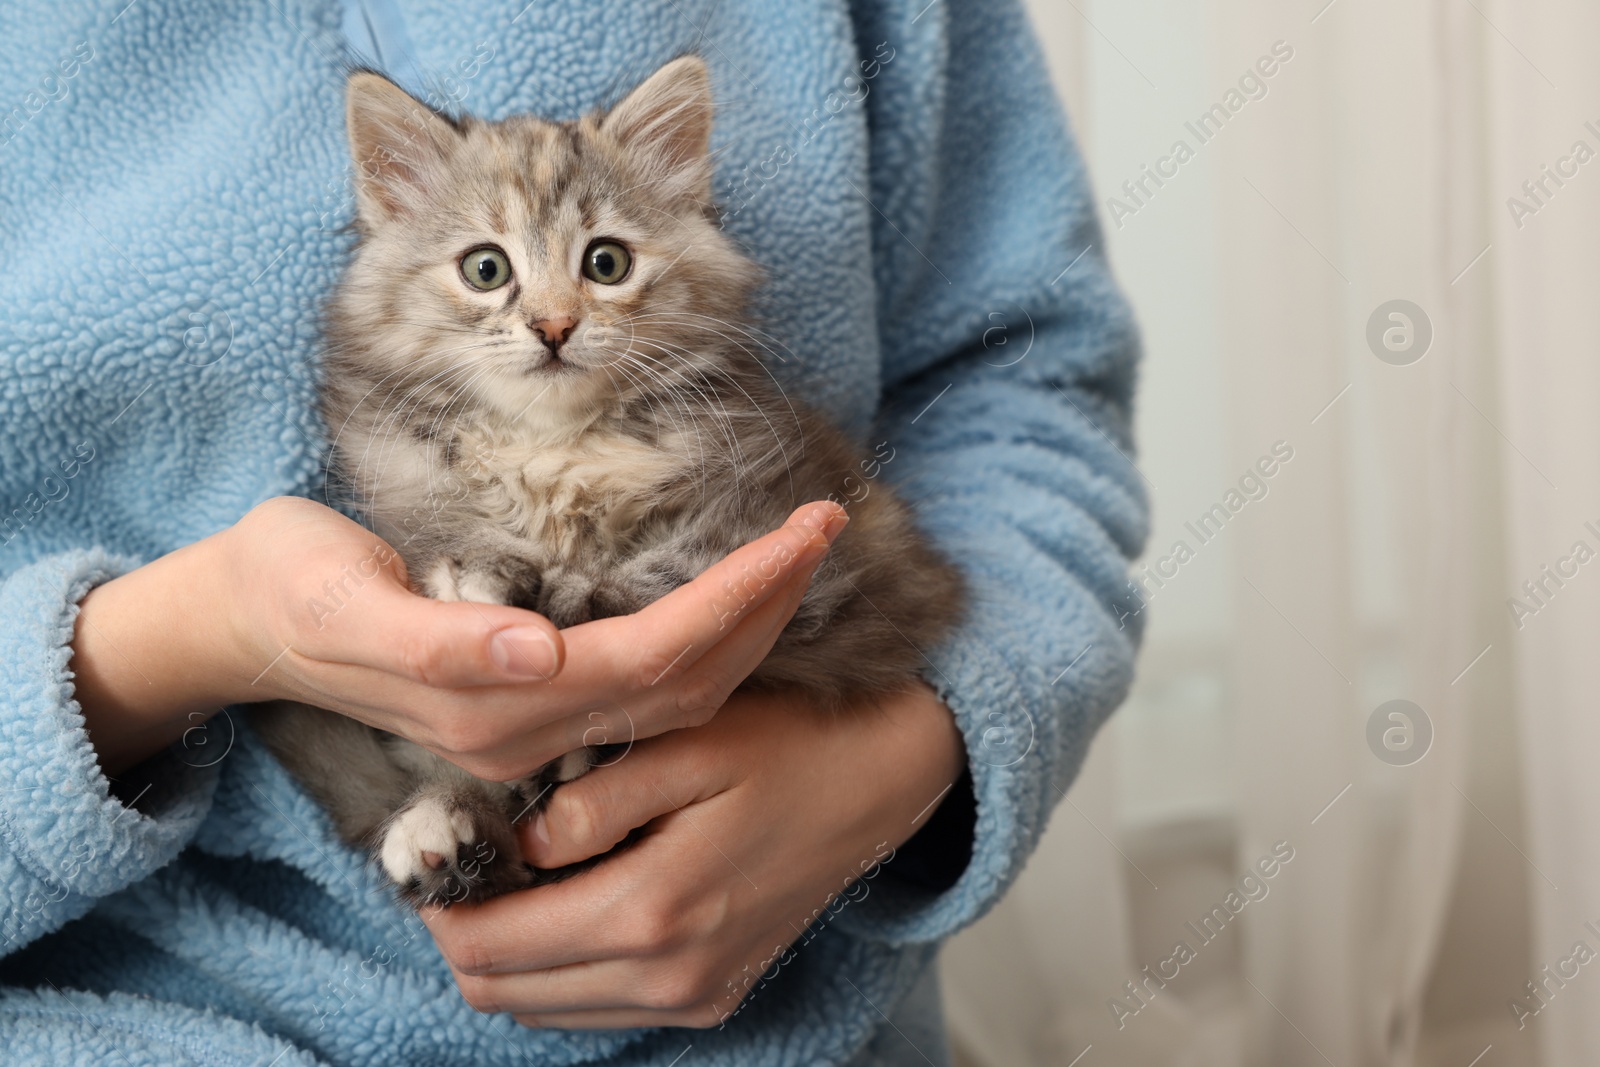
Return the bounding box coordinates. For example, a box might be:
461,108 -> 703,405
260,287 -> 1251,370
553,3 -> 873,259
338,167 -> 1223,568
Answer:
0,0 -> 1147,1063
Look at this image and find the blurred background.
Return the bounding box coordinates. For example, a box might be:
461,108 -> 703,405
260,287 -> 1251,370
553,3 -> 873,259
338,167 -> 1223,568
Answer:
940,1 -> 1600,1064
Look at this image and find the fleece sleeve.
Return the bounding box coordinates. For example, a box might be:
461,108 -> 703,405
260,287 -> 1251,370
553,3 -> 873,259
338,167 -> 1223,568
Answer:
836,0 -> 1149,941
0,549 -> 220,960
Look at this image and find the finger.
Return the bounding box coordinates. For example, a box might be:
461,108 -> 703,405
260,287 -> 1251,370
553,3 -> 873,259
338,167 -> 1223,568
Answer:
785,499 -> 852,537
513,1009 -> 710,1030
263,653 -> 577,762
422,857 -> 641,975
672,534 -> 830,697
511,996 -> 748,1029
614,503 -> 846,685
314,574 -> 567,689
518,735 -> 727,868
423,822 -> 713,974
455,958 -> 649,1016
501,920 -> 799,1026
496,538 -> 835,763
451,959 -> 636,1017
456,942 -> 747,1018
516,534 -> 829,747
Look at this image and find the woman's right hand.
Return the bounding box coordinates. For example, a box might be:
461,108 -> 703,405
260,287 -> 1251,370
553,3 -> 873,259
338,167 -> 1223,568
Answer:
73,495 -> 845,779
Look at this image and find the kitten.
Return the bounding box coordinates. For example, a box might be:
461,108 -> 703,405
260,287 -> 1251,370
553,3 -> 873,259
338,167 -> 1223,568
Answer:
256,56 -> 963,908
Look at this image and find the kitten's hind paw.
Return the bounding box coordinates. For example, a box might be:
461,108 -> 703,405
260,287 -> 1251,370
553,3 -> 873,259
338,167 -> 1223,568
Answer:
379,795 -> 533,908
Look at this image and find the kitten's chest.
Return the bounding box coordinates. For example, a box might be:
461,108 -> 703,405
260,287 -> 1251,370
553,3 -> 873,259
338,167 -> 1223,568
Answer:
456,426 -> 688,559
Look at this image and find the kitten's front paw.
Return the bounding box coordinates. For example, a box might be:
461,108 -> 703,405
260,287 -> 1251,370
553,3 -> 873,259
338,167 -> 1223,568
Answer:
537,569 -> 665,626
422,552 -> 545,611
378,796 -> 533,908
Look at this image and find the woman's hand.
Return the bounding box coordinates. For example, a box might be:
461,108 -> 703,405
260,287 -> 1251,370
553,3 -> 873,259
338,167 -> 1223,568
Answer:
420,680 -> 967,1029
73,495 -> 846,777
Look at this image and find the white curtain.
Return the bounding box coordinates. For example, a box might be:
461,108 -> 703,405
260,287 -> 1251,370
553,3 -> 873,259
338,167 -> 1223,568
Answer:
1491,0 -> 1600,1065
941,1 -> 1592,1064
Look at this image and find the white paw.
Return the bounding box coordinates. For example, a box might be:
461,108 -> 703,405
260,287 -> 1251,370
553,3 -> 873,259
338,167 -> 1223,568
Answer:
423,558 -> 508,605
554,748 -> 593,783
423,559 -> 464,602
457,570 -> 510,605
379,798 -> 475,886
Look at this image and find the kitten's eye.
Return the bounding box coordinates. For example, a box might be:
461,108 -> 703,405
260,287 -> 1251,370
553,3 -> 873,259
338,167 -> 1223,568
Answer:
461,247 -> 511,291
582,240 -> 632,285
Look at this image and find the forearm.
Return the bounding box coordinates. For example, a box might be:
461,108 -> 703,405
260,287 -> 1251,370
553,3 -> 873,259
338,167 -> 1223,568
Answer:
0,548 -> 224,958
69,530 -> 245,775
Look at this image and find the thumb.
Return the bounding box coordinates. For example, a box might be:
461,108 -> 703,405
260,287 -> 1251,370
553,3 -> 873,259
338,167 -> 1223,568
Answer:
317,570 -> 567,688
518,742 -> 715,869
518,766 -> 654,870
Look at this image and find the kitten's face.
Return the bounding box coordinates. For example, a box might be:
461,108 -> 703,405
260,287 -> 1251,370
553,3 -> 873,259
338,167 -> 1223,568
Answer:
334,58 -> 755,427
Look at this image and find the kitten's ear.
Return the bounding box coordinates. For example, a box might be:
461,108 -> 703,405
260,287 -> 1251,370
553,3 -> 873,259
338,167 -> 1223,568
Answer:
345,72 -> 460,225
603,56 -> 714,199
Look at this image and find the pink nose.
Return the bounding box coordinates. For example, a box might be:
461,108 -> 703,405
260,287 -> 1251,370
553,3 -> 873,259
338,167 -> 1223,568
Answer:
532,316 -> 577,349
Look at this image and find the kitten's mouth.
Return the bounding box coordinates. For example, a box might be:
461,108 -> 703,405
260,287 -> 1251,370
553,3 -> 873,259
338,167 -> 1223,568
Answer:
528,351 -> 579,374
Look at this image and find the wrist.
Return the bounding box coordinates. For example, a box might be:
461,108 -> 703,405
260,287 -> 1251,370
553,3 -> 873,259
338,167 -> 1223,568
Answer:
72,527 -> 247,773
865,680 -> 967,850
900,680 -> 966,786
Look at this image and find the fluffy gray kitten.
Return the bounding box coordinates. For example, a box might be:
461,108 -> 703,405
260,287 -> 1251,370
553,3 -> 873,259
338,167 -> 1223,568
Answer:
256,57 -> 962,908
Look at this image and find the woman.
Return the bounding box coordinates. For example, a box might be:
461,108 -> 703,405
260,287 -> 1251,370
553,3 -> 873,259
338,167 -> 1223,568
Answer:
0,0 -> 1145,1063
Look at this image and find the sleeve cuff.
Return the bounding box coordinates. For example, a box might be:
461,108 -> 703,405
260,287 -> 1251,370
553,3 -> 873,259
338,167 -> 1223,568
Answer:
0,548 -> 219,904
836,608 -> 1135,944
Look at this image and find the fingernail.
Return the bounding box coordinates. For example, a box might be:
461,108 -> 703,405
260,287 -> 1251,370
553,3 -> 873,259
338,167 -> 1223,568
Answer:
798,503 -> 850,544
490,626 -> 560,679
822,509 -> 850,544
795,532 -> 830,568
515,819 -> 540,862
533,812 -> 550,846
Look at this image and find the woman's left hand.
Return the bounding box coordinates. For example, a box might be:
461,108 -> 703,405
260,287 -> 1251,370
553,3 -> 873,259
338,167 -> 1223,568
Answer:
420,680 -> 967,1029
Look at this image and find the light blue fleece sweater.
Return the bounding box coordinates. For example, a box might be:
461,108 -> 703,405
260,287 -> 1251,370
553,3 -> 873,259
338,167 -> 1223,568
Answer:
0,0 -> 1147,1063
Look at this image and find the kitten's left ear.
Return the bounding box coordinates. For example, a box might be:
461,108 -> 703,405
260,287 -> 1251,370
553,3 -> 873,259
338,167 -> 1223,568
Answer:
603,56 -> 714,200
346,71 -> 461,225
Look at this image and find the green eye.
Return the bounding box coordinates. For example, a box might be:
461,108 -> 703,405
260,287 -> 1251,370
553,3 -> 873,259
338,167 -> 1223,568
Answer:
582,240 -> 632,285
461,247 -> 511,291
